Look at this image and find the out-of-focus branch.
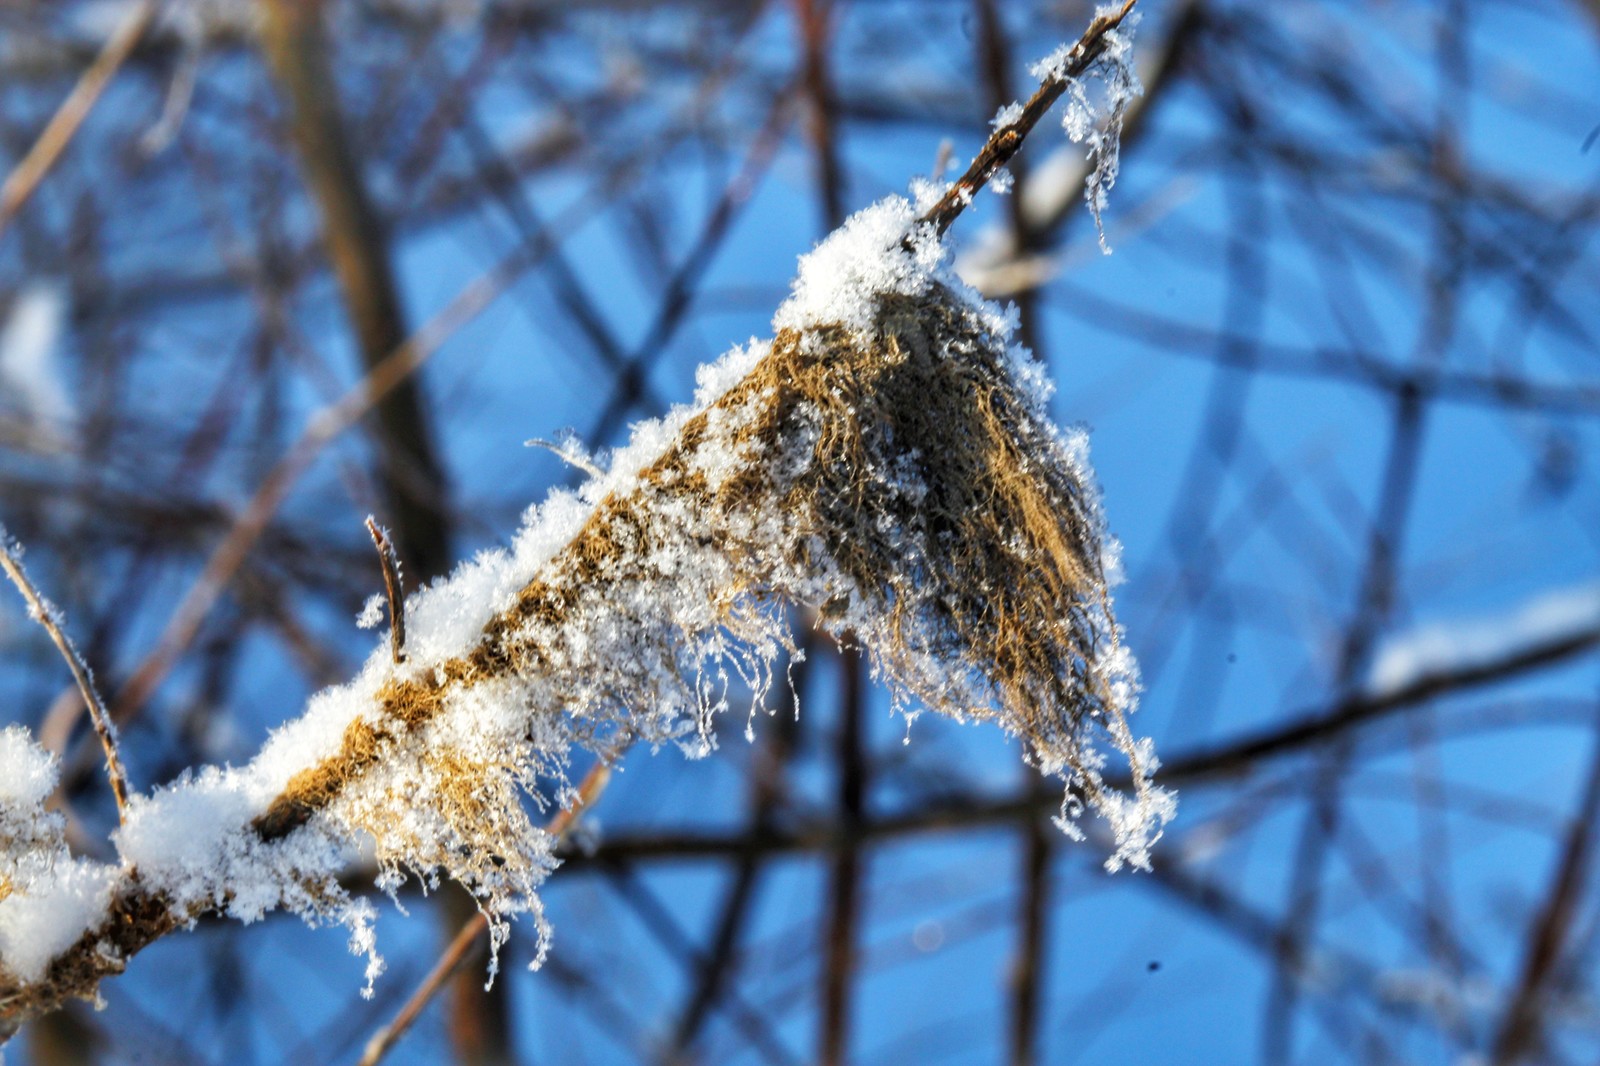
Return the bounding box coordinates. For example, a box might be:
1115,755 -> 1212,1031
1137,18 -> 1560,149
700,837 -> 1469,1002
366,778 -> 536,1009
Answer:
794,0 -> 846,229
0,535 -> 130,819
0,0 -> 157,242
257,0 -> 453,582
1489,721 -> 1600,1064
820,646 -> 864,1066
1157,617 -> 1600,783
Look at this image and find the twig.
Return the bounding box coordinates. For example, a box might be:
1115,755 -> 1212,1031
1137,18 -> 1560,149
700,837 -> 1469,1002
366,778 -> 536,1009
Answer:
364,517 -> 407,665
917,0 -> 1138,237
356,755 -> 618,1066
0,0 -> 158,242
0,534 -> 131,819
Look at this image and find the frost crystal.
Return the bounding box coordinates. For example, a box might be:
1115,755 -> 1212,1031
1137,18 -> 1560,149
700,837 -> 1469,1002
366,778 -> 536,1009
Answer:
356,593 -> 385,630
1030,8 -> 1143,253
991,101 -> 1026,129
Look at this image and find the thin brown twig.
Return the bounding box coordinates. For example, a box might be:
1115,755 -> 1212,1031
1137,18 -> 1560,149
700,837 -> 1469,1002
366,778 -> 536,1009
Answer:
0,536 -> 131,819
917,0 -> 1138,237
364,517 -> 407,665
356,755 -> 618,1066
0,0 -> 158,242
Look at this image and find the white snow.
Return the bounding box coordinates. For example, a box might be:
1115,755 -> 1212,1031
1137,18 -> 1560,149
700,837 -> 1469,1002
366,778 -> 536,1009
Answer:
0,284 -> 71,430
0,858 -> 117,983
0,726 -> 56,809
992,101 -> 1025,129
773,198 -> 943,335
356,593 -> 386,630
0,727 -> 115,984
1368,580 -> 1600,696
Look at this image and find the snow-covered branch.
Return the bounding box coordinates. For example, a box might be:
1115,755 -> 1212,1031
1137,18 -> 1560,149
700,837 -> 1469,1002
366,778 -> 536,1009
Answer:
0,4 -> 1168,1040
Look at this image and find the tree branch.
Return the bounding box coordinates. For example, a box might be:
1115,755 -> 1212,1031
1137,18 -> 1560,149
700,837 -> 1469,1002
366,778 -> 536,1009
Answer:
0,0 -> 156,241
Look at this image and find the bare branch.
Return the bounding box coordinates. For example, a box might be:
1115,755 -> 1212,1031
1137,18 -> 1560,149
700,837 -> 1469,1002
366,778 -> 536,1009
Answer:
0,0 -> 157,241
1489,723 -> 1600,1064
819,647 -> 864,1066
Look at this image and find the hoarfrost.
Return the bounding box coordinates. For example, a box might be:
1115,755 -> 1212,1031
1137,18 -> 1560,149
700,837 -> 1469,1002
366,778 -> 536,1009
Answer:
992,101 -> 1026,129
356,593 -> 386,630
1030,7 -> 1142,253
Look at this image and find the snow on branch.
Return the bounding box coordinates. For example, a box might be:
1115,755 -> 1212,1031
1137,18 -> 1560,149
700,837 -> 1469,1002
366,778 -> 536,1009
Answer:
0,2 -> 1169,1040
